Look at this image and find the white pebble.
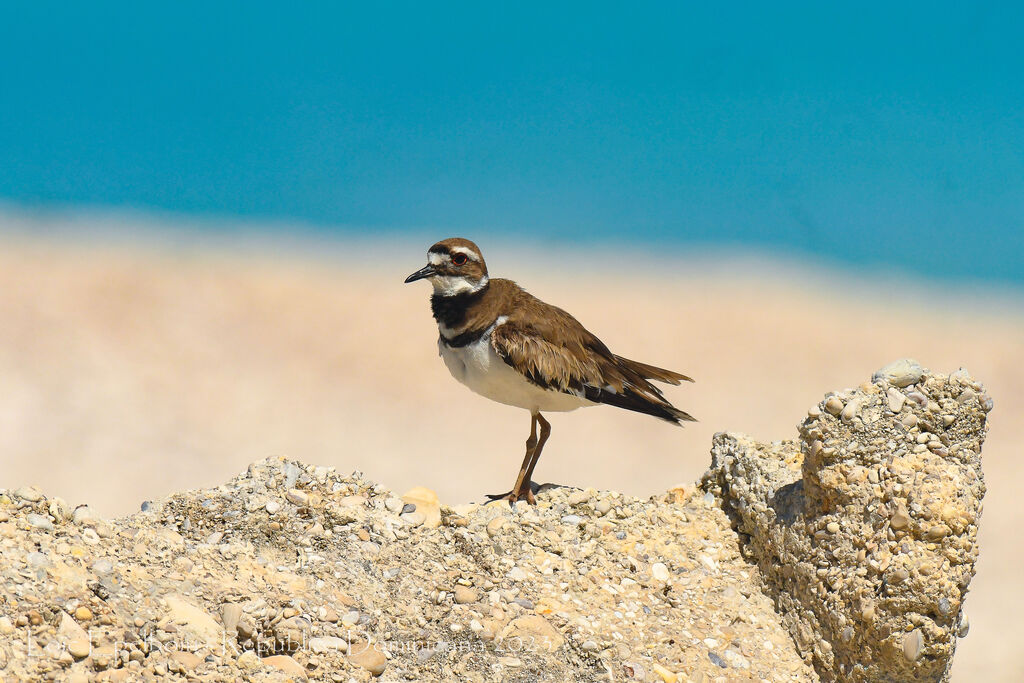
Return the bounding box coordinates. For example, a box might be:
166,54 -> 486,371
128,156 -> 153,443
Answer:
903,629 -> 923,662
886,388 -> 906,412
873,359 -> 925,388
508,567 -> 527,581
824,396 -> 844,416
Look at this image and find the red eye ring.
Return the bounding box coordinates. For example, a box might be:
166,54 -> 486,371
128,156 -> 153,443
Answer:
452,253 -> 468,266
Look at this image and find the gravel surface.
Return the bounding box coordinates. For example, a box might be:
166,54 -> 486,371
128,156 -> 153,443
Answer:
0,461 -> 813,682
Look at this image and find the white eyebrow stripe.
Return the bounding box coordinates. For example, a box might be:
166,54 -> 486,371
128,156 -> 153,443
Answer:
448,246 -> 480,261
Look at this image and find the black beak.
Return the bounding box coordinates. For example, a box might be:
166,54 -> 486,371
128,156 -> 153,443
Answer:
404,264 -> 436,283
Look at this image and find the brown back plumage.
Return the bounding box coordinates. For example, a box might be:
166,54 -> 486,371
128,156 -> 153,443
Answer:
481,279 -> 696,425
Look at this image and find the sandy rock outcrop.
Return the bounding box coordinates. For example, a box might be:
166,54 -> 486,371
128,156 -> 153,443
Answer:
702,362 -> 988,681
0,361 -> 987,682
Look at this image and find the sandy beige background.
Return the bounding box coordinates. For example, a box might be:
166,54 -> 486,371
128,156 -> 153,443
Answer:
1,226 -> 1020,680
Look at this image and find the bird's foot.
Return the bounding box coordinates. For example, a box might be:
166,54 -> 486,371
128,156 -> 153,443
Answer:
485,483 -> 536,506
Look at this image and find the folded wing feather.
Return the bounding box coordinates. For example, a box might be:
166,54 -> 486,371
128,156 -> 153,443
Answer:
490,302 -> 695,425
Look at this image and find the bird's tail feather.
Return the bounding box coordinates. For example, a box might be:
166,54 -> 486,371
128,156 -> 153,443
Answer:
615,356 -> 694,385
584,385 -> 697,426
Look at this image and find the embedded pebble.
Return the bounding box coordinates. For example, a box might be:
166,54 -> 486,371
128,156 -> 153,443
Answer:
840,400 -> 860,423
262,654 -> 305,678
453,585 -> 479,604
282,462 -> 301,489
903,629 -> 923,662
71,505 -> 97,525
486,517 -> 506,537
651,662 -> 677,682
907,391 -> 928,407
26,513 -> 53,531
873,359 -> 925,388
958,613 -> 970,637
14,485 -> 44,502
567,490 -> 590,505
824,396 -> 844,416
220,603 -> 242,633
48,497 -> 72,522
890,510 -> 910,530
309,636 -> 349,654
887,388 -> 906,412
348,643 -> 388,676
237,650 -> 262,670
401,511 -> 426,526
723,649 -> 750,669
401,486 -> 442,528
707,651 -> 728,668
285,489 -> 309,506
26,551 -> 49,569
651,562 -> 670,581
67,639 -> 91,659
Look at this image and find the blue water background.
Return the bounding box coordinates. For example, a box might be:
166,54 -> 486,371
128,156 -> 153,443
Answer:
1,2 -> 1021,285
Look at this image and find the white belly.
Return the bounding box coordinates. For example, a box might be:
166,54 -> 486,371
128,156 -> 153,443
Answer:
438,331 -> 594,414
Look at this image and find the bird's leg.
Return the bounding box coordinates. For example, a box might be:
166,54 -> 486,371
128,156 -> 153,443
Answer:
486,414 -> 538,505
517,413 -> 550,504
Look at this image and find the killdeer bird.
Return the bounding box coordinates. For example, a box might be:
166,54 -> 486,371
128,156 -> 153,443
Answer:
405,238 -> 695,504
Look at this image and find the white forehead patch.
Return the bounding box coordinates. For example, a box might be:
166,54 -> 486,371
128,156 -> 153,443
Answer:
428,252 -> 445,266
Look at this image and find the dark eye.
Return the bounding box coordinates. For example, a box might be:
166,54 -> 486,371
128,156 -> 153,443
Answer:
451,253 -> 468,266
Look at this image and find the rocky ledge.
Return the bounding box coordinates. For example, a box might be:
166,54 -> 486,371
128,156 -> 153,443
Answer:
0,362 -> 988,682
702,361 -> 988,682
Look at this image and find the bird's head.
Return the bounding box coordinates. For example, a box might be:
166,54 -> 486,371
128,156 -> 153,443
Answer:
404,238 -> 489,296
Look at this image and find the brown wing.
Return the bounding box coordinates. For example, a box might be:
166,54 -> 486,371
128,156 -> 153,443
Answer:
490,293 -> 695,425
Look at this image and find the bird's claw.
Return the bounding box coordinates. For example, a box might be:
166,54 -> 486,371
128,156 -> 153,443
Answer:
485,486 -> 536,506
